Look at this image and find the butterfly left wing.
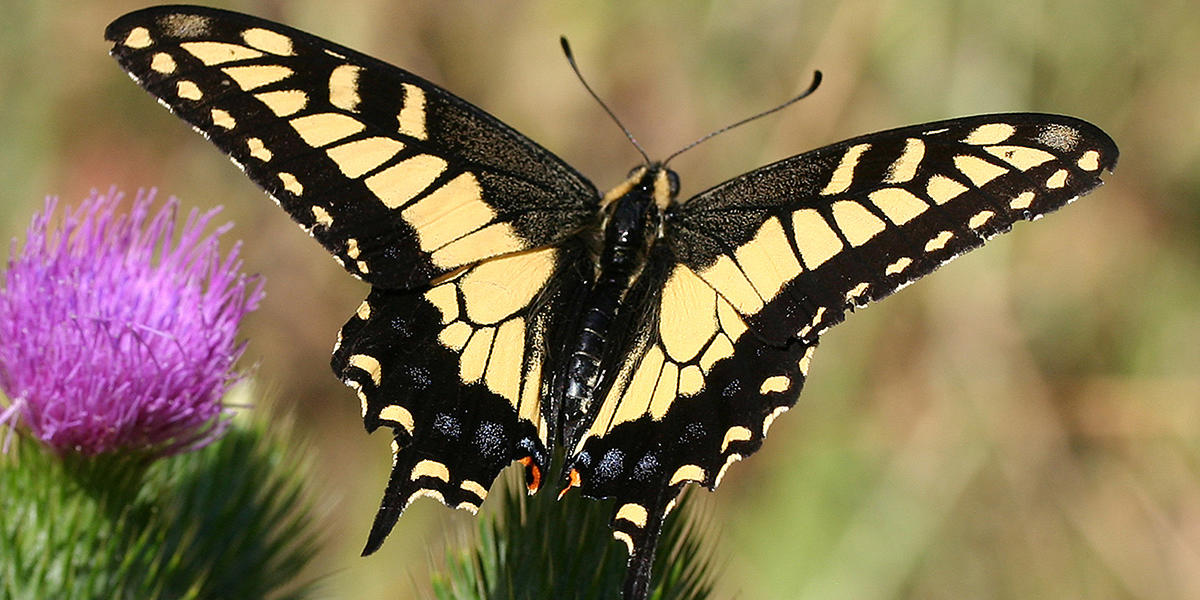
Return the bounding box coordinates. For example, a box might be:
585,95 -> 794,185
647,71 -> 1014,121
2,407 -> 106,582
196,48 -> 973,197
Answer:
106,6 -> 597,289
668,113 -> 1118,345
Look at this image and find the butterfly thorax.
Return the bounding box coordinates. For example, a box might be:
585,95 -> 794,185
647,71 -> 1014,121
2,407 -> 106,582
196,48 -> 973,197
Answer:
558,166 -> 674,447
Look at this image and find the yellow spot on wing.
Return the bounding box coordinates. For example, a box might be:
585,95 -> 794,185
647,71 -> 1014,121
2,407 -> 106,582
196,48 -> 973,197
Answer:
458,247 -> 557,324
885,256 -> 912,275
983,145 -> 1055,171
716,296 -> 748,342
648,361 -> 679,420
311,205 -> 333,227
924,230 -> 954,252
329,64 -> 362,111
484,318 -> 525,405
762,405 -> 789,436
616,503 -> 649,528
180,41 -> 264,65
792,208 -> 844,268
519,348 -> 545,424
459,326 -> 494,384
1046,169 -> 1068,189
460,480 -> 489,500
799,345 -> 816,376
699,333 -> 734,373
963,122 -> 1016,145
437,320 -> 472,351
884,138 -> 925,183
869,188 -> 928,225
399,83 -> 428,140
241,27 -> 294,55
150,53 -> 176,73
289,113 -> 367,147
176,80 -> 202,100
821,143 -> 871,195
926,175 -> 968,205
678,365 -> 704,396
721,426 -> 752,452
210,109 -> 236,129
668,464 -> 706,486
759,375 -> 790,394
610,346 -> 665,429
429,223 -> 524,270
424,284 -> 459,324
968,210 -> 995,229
1077,150 -> 1100,171
697,254 -> 763,314
735,216 -> 802,300
659,265 -> 718,363
613,531 -> 635,555
355,299 -> 370,319
831,201 -> 886,246
402,173 -> 493,251
714,453 -> 742,488
246,137 -> 272,161
255,89 -> 307,117
348,354 -> 382,386
222,65 -> 292,91
1010,191 -> 1035,209
124,27 -> 152,48
364,154 -> 448,209
278,172 -> 303,195
954,155 -> 1008,187
326,137 -> 406,178
410,459 -> 451,482
379,405 -> 414,432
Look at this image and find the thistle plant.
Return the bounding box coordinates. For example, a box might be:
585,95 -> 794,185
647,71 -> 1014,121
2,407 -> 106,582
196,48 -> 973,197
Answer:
432,465 -> 719,600
0,190 -> 319,599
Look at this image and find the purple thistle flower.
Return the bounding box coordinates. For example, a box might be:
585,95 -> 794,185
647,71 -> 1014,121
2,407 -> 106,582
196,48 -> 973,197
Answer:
0,189 -> 263,456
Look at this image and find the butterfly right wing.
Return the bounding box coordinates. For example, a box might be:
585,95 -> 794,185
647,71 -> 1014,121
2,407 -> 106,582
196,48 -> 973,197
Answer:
668,113 -> 1118,345
106,6 -> 597,289
334,239 -> 592,552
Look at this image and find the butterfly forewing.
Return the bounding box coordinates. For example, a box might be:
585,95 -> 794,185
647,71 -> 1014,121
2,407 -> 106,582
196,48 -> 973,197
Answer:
668,114 -> 1119,345
105,6 -> 597,289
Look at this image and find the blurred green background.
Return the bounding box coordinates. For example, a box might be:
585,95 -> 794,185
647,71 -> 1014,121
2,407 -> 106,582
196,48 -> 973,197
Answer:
3,1 -> 1197,598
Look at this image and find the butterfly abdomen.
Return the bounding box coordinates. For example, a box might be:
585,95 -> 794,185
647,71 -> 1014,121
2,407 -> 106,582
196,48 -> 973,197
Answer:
560,167 -> 671,443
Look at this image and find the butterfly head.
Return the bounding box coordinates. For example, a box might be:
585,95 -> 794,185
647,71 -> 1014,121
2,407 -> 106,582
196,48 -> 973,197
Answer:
602,164 -> 680,212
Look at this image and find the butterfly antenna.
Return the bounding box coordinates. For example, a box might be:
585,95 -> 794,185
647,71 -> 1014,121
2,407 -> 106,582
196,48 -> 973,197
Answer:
663,70 -> 823,166
561,36 -> 651,166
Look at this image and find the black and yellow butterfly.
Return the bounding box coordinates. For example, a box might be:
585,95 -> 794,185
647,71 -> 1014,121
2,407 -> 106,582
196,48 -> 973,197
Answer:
107,6 -> 1118,599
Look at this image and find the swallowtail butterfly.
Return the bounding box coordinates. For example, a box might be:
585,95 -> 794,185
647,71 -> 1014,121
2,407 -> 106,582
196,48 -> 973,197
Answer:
107,6 -> 1118,598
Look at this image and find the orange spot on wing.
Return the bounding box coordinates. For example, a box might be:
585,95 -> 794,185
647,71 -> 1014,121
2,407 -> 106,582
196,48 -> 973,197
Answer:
520,456 -> 542,493
558,468 -> 581,500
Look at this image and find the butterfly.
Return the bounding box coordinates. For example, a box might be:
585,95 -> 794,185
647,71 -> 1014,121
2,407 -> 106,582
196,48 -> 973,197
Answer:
106,6 -> 1118,598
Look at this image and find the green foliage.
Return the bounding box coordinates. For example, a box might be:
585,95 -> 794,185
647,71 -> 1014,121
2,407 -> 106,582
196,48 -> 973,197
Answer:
430,472 -> 716,600
0,414 -> 320,600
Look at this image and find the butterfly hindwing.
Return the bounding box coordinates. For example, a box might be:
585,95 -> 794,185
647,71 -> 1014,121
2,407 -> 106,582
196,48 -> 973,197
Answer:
668,113 -> 1119,345
333,239 -> 592,551
565,245 -> 815,587
105,6 -> 597,289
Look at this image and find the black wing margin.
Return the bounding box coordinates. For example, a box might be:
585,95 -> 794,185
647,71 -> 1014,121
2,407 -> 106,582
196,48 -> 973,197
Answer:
106,6 -> 597,289
668,113 -> 1118,345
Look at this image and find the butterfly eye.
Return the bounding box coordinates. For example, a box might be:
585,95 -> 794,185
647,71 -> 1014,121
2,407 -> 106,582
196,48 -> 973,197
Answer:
666,170 -> 680,197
